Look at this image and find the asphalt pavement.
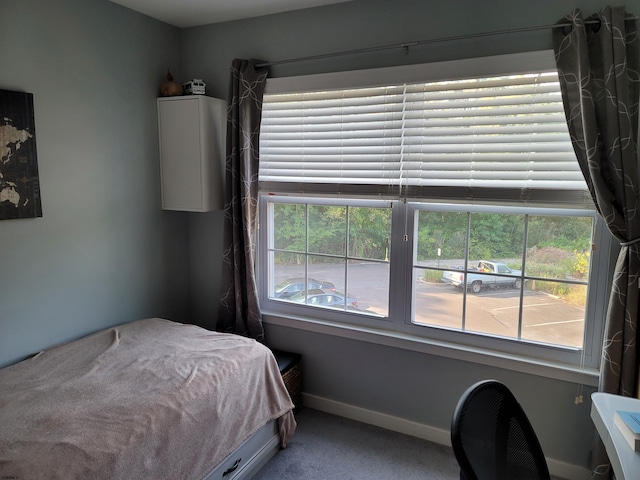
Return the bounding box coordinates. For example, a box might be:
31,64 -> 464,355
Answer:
271,262 -> 584,348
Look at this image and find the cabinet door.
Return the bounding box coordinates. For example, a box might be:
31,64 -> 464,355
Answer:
158,98 -> 204,211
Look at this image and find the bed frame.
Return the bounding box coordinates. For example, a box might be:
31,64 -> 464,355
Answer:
204,420 -> 280,480
209,350 -> 302,479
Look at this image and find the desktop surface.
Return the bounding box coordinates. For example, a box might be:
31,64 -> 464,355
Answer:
591,392 -> 640,480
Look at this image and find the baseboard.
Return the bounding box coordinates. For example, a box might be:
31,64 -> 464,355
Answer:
546,458 -> 592,480
301,393 -> 592,480
302,392 -> 451,445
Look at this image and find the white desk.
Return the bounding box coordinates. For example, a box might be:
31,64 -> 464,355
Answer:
591,392 -> 640,480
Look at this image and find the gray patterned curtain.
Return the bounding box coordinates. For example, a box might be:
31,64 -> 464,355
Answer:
217,59 -> 268,341
553,6 -> 639,479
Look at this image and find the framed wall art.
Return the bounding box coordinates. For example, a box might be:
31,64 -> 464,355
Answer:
0,89 -> 42,220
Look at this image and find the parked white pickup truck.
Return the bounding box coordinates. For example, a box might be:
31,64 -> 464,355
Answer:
441,260 -> 522,293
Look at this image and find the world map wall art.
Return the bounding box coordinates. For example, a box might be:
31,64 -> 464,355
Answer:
0,89 -> 42,220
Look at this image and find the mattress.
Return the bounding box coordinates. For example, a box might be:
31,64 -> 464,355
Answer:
0,318 -> 296,479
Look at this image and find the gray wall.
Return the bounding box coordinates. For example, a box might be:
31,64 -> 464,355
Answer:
180,0 -> 629,472
0,0 -> 190,367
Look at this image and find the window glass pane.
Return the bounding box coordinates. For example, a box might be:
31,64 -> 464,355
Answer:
416,211 -> 467,265
525,216 -> 593,281
271,252 -> 306,299
521,282 -> 587,348
268,201 -> 391,316
468,212 -> 524,270
464,287 -> 522,338
287,288 -> 357,309
273,203 -> 306,251
413,267 -> 463,329
521,215 -> 591,348
308,205 -> 346,256
411,207 -> 593,348
349,207 -> 391,261
348,260 -> 389,316
308,256 -> 345,294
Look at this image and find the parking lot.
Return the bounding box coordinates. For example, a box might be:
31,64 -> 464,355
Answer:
413,283 -> 584,348
271,262 -> 585,348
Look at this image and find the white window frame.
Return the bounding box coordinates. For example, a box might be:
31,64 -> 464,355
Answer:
400,202 -> 610,369
259,196 -> 611,383
257,51 -> 614,384
259,195 -> 396,329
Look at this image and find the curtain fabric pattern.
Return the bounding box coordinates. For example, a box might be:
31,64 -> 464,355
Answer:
218,59 -> 269,340
553,6 -> 639,478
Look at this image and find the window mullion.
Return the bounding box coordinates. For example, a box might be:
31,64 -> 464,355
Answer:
461,212 -> 471,331
517,215 -> 530,340
389,201 -> 411,329
304,204 -> 309,303
345,206 -> 350,309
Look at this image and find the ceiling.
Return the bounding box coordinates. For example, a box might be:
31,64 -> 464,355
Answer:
109,0 -> 355,28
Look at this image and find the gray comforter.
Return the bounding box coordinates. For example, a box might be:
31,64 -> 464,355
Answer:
0,318 -> 296,479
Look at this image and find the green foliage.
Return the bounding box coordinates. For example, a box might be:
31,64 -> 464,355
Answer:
469,213 -> 525,259
272,203 -> 593,279
422,269 -> 444,282
417,211 -> 467,261
308,205 -> 346,255
527,216 -> 592,252
573,251 -> 590,279
529,280 -> 587,307
273,203 -> 306,252
272,201 -> 593,309
348,207 -> 391,260
273,203 -> 391,263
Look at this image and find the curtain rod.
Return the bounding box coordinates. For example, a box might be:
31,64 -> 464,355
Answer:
256,17 -> 638,68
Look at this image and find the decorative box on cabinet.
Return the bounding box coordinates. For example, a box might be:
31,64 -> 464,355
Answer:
157,95 -> 226,212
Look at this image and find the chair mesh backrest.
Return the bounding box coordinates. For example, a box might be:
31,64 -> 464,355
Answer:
451,380 -> 550,480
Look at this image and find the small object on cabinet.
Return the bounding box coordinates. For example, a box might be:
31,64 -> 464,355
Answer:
614,410 -> 640,451
183,79 -> 206,95
160,70 -> 183,97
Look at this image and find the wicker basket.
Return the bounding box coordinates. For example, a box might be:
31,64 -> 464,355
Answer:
272,350 -> 302,410
282,361 -> 302,410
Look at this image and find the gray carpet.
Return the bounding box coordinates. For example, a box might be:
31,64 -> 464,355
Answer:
253,408 -> 460,480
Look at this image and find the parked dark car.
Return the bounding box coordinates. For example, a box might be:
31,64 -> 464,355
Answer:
288,288 -> 357,309
273,277 -> 336,299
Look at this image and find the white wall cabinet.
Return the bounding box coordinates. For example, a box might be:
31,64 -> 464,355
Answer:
157,95 -> 226,212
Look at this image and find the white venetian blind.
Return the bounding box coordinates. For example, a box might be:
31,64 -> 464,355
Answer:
259,54 -> 591,205
260,85 -> 405,195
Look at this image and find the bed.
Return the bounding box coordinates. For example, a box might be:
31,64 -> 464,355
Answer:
0,318 -> 296,479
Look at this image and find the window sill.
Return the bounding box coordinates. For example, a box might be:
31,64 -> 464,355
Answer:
262,311 -> 600,387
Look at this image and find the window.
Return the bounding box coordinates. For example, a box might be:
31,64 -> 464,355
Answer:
407,205 -> 601,354
258,51 -> 612,373
263,197 -> 392,317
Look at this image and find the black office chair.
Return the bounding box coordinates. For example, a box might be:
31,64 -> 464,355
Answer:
451,380 -> 551,480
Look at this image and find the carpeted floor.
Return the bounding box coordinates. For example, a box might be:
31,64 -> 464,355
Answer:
253,408 -> 460,480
